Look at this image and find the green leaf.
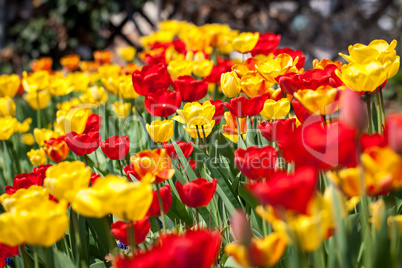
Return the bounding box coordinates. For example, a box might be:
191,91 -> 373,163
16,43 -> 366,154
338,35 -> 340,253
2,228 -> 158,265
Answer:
171,139 -> 198,181
53,250 -> 76,268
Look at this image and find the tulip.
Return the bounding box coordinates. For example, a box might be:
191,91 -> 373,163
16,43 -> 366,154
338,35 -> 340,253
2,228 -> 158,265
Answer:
84,114 -> 101,133
258,118 -> 297,146
313,58 -> 343,70
144,89 -> 181,117
224,94 -> 268,118
44,161 -> 92,202
208,99 -> 224,124
222,111 -> 247,143
93,50 -> 112,64
111,217 -> 150,245
162,141 -> 194,159
130,148 -> 175,183
47,75 -> 74,96
250,32 -> 281,56
0,243 -> 19,268
183,120 -> 216,139
27,148 -> 47,166
384,114 -> 402,155
0,74 -> 20,97
100,135 -> 130,160
15,118 -> 32,133
33,128 -> 60,146
204,57 -> 234,84
0,116 -> 17,140
255,54 -> 299,83
22,71 -> 49,93
56,107 -> 91,135
192,59 -> 213,77
248,167 -> 318,214
23,90 -> 51,110
292,99 -> 323,124
113,230 -> 221,268
176,178 -> 217,208
147,185 -> 172,217
240,72 -> 273,98
132,63 -> 172,96
235,146 -> 278,180
65,131 -> 100,156
174,76 -> 208,102
111,101 -> 131,119
0,97 -> 16,117
30,57 -> 52,71
117,75 -> 139,99
174,101 -> 215,126
272,47 -> 306,69
146,120 -> 174,143
79,86 -> 108,104
388,215 -> 402,233
233,32 -> 259,53
20,133 -> 35,146
220,71 -> 241,98
60,54 -> 80,71
168,59 -> 193,79
360,133 -> 387,152
118,46 -> 136,62
4,172 -> 42,195
259,98 -> 290,120
90,173 -> 100,185
294,86 -> 341,116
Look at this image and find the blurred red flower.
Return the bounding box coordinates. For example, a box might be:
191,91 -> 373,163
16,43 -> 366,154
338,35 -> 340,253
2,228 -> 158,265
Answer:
65,131 -> 100,156
100,135 -> 130,160
147,185 -> 172,217
176,178 -> 217,208
111,217 -> 151,245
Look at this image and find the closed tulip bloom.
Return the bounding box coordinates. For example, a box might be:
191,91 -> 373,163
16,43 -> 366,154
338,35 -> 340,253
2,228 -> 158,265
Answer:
258,118 -> 297,146
235,146 -> 278,180
192,59 -> 213,77
224,94 -> 269,118
174,101 -> 215,126
294,86 -> 341,116
146,120 -> 174,143
260,98 -> 290,120
144,89 -> 181,117
30,57 -> 53,71
60,54 -> 80,71
118,46 -> 136,62
0,74 -> 20,97
174,76 -> 208,102
387,215 -> 402,233
111,218 -> 150,245
292,99 -> 322,124
168,59 -> 193,79
47,75 -> 74,96
221,71 -> 241,98
27,148 -> 47,166
233,32 -> 259,53
132,63 -> 172,96
225,233 -> 287,267
176,178 -> 217,208
23,90 -> 51,110
118,75 -> 139,99
44,161 -> 92,202
130,148 -> 175,183
0,97 -> 16,117
84,114 -> 101,133
222,111 -> 247,143
100,135 -> 130,160
0,116 -> 17,140
247,167 -> 318,214
384,114 -> 402,155
209,99 -> 225,124
147,185 -> 172,217
65,131 -> 100,156
22,71 -> 49,93
162,141 -> 194,159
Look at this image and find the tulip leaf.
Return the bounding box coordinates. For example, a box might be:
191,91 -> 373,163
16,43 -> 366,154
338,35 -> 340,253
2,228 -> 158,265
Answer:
224,256 -> 243,268
86,216 -> 115,265
245,116 -> 255,146
171,138 -> 198,182
53,250 -> 76,268
166,191 -> 194,226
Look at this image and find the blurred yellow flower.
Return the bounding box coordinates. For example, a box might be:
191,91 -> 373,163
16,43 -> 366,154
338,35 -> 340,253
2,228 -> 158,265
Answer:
0,74 -> 20,97
118,46 -> 136,62
192,59 -> 213,77
33,128 -> 60,146
66,72 -> 91,92
80,86 -> 108,104
294,86 -> 341,115
20,133 -> 35,146
0,116 -> 17,140
260,98 -> 290,120
369,199 -> 386,230
221,71 -> 241,98
24,90 -> 51,110
15,118 -> 32,133
112,101 -> 131,119
388,215 -> 402,233
27,148 -> 47,166
48,75 -> 74,96
22,71 -> 49,93
0,97 -> 16,117
232,32 -> 259,53
146,120 -> 174,143
168,59 -> 193,79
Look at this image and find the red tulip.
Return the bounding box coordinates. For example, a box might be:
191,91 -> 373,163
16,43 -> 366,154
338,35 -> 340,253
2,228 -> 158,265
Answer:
292,99 -> 323,124
111,217 -> 151,245
272,47 -> 305,69
147,185 -> 172,217
360,133 -> 387,152
204,57 -> 234,83
65,131 -> 100,156
84,114 -> 101,133
100,135 -> 130,160
162,141 -> 194,159
224,94 -> 268,118
247,167 -> 318,214
144,88 -> 181,117
258,118 -> 297,146
0,243 -> 19,268
132,63 -> 172,96
384,114 -> 402,155
176,178 -> 217,208
250,32 -> 281,56
124,164 -> 135,181
234,145 -> 278,180
114,229 -> 221,268
5,172 -> 41,195
44,136 -> 69,162
210,99 -> 225,124
174,76 -> 208,102
32,164 -> 52,181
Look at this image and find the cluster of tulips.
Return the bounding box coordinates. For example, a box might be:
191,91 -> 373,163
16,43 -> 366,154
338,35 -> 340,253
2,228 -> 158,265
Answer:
0,19 -> 401,268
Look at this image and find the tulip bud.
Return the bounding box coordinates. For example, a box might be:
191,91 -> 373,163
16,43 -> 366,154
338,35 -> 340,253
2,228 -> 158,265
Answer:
384,114 -> 402,155
340,90 -> 367,133
230,210 -> 253,246
221,71 -> 241,98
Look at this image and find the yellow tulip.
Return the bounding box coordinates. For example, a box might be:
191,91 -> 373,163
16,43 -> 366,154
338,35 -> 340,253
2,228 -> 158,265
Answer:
0,74 -> 20,97
222,112 -> 247,143
173,101 -> 215,126
221,71 -> 241,98
260,98 -> 290,120
232,32 -> 259,53
369,199 -> 386,230
192,59 -> 213,77
0,97 -> 16,117
56,98 -> 81,112
0,116 -> 17,140
294,86 -> 341,115
66,72 -> 91,92
0,186 -> 49,211
44,161 -> 92,203
98,64 -> 120,79
56,107 -> 91,134
217,30 -> 238,54
336,61 -> 388,92
225,233 -> 287,268
183,120 -> 215,139
79,86 -> 108,104
255,54 -> 299,83
48,75 -> 74,96
20,133 -> 35,146
141,30 -> 176,48
118,46 -> 136,62
388,215 -> 402,233
111,101 -> 131,119
33,128 -> 60,146
23,90 -> 51,110
0,213 -> 25,246
179,25 -> 212,52
27,148 -> 47,165
167,59 -> 193,79
22,71 -> 49,93
15,118 -> 32,133
146,120 -> 174,143
240,72 -> 273,98
119,75 -> 139,99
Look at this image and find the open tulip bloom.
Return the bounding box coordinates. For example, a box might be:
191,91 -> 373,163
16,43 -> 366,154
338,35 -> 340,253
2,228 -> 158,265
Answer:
0,19 -> 402,268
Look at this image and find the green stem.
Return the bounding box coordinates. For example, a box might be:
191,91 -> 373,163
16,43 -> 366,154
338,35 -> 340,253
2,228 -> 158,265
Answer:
375,88 -> 383,133
127,221 -> 136,251
4,140 -> 17,177
71,210 -> 86,267
118,159 -> 124,177
84,154 -> 88,166
201,125 -> 208,155
33,246 -> 39,268
1,142 -> 10,185
156,184 -> 167,232
379,86 -> 385,117
36,91 -> 41,129
196,208 -> 200,229
365,92 -> 373,134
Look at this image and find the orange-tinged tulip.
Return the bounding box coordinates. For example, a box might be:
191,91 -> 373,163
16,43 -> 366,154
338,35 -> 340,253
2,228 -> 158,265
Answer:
313,58 -> 343,70
44,136 -> 69,162
255,54 -> 299,83
60,55 -> 80,71
30,57 -> 52,72
294,86 -> 341,116
240,72 -> 273,98
222,112 -> 247,143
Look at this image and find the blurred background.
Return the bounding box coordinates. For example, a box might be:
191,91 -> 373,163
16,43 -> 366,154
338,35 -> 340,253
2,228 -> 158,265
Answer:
0,0 -> 401,73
